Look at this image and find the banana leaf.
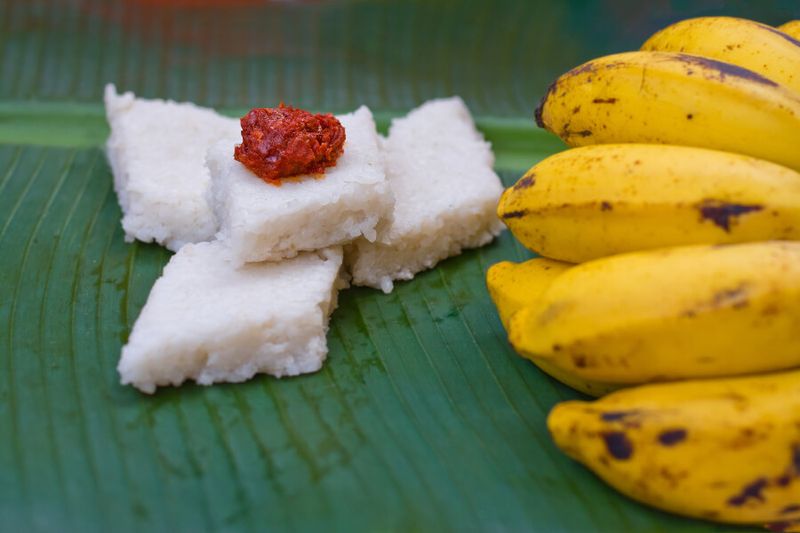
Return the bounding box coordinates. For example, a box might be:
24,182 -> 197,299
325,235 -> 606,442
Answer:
1,1 -> 797,531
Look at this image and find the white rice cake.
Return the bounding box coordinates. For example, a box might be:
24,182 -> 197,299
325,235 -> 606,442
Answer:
346,97 -> 505,293
207,105 -> 393,264
118,242 -> 345,393
104,84 -> 240,251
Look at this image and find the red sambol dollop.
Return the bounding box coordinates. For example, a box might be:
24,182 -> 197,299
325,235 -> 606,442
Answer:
234,104 -> 346,185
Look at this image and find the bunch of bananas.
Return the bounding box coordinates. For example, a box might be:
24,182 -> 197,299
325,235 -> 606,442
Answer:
488,16 -> 800,528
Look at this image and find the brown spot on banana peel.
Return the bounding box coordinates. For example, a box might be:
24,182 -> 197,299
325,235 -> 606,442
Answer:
658,428 -> 688,446
600,410 -> 640,422
592,98 -> 618,104
600,410 -> 643,429
600,201 -> 613,211
681,283 -> 750,317
712,284 -> 750,308
513,174 -> 536,190
601,431 -> 634,460
501,209 -> 528,220
782,505 -> 800,515
534,59 -> 616,129
727,445 -> 800,509
728,477 -> 769,507
697,200 -> 763,232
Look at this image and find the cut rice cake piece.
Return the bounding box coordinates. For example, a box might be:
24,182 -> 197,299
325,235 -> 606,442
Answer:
118,242 -> 345,393
104,84 -> 240,251
346,97 -> 505,293
208,105 -> 393,264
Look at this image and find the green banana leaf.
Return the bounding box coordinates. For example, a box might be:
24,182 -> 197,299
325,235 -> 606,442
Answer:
2,1 -> 797,531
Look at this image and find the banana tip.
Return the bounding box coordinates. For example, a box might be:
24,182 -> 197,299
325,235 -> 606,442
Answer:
547,402 -> 579,450
534,98 -> 546,128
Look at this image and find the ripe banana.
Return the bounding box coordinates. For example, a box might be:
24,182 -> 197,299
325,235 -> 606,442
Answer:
547,370 -> 800,525
497,144 -> 800,263
535,51 -> 800,172
779,20 -> 800,40
508,241 -> 800,386
486,258 -> 619,397
486,258 -> 571,329
641,16 -> 800,94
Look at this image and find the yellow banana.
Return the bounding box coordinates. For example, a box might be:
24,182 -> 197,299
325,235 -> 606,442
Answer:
641,16 -> 800,94
779,20 -> 800,40
498,144 -> 800,263
508,241 -> 800,385
486,258 -> 571,329
547,370 -> 800,526
486,259 -> 619,397
535,51 -> 800,172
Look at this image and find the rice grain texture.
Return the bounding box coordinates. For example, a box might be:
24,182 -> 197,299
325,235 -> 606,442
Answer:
347,97 -> 505,293
104,84 -> 240,251
118,243 -> 345,393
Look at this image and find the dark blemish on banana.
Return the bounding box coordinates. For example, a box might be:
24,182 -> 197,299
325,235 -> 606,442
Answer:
792,443 -> 800,471
501,210 -> 528,219
602,431 -> 634,460
727,477 -> 769,506
601,410 -> 639,422
777,474 -> 792,487
697,200 -> 763,232
592,98 -> 618,104
552,343 -> 562,352
658,428 -> 688,446
514,174 -> 536,190
572,105 -> 581,114
569,62 -> 598,77
686,113 -> 693,120
575,130 -> 593,137
600,201 -> 613,211
712,284 -> 750,308
675,53 -> 779,87
572,355 -> 588,368
782,504 -> 800,515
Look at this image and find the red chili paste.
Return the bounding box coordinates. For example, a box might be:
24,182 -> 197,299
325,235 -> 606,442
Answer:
234,104 -> 346,185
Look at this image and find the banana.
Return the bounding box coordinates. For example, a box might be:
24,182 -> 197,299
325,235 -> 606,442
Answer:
641,17 -> 800,94
547,370 -> 800,525
508,241 -> 800,386
779,21 -> 800,40
486,258 -> 572,329
535,51 -> 800,172
497,144 -> 800,263
486,258 -> 619,397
